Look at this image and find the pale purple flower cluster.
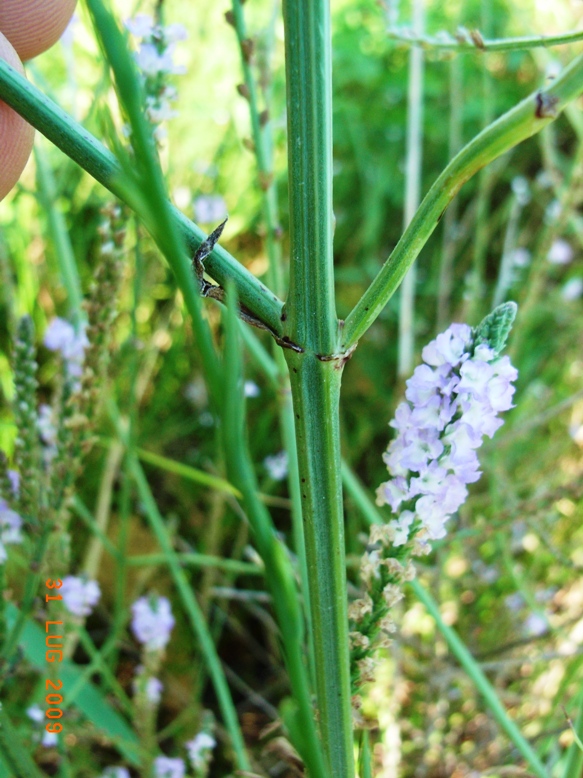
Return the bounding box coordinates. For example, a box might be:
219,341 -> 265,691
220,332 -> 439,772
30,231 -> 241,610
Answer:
131,594 -> 175,651
60,576 -> 101,617
44,318 -> 88,378
125,15 -> 187,139
377,323 -> 517,545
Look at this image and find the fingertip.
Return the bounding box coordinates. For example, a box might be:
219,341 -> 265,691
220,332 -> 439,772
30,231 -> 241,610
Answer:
0,33 -> 35,202
0,0 -> 77,62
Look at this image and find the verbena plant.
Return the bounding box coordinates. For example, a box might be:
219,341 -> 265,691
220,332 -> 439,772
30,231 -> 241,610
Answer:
1,0 -> 583,776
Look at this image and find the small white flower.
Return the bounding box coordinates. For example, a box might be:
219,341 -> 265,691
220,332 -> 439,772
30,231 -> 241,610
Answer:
547,239 -> 573,265
131,595 -> 175,651
512,247 -> 531,267
244,380 -> 260,398
194,195 -> 228,224
264,451 -> 288,481
125,14 -> 154,38
524,612 -> 547,637
561,277 -> 583,301
60,576 -> 101,617
26,705 -> 44,723
102,769 -> 131,778
154,756 -> 185,778
186,732 -> 216,769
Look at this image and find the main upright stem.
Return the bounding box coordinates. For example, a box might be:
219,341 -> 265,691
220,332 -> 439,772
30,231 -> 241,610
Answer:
281,1 -> 354,775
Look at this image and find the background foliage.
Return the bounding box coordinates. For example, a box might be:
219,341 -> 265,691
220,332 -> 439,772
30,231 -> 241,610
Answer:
1,0 -> 583,775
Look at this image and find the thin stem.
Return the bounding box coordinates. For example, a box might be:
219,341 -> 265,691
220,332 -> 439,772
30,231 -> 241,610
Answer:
0,58 -> 284,338
342,51 -> 583,350
436,53 -> 463,330
229,0 -> 284,297
398,0 -> 425,377
467,0 -> 495,322
281,0 -> 354,774
387,27 -> 583,52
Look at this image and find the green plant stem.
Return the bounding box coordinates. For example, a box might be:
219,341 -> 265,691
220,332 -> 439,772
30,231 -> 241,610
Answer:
281,0 -> 353,774
342,51 -> 583,350
221,287 -> 326,778
387,27 -> 583,51
398,0 -> 424,377
0,58 -> 284,339
286,355 -> 353,777
230,0 -> 284,298
340,462 -> 549,778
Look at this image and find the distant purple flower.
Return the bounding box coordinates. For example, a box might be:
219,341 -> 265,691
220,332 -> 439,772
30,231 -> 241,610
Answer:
377,321 -> 518,545
60,576 -> 101,617
131,595 -> 175,651
0,501 -> 23,563
44,318 -> 88,378
547,239 -> 573,265
153,756 -> 185,778
7,470 -> 19,497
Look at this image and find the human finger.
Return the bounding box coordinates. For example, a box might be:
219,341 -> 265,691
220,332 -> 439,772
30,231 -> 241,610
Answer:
0,31 -> 35,201
0,0 -> 77,62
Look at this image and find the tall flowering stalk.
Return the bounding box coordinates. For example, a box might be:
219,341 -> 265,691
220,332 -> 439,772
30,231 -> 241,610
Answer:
350,303 -> 519,696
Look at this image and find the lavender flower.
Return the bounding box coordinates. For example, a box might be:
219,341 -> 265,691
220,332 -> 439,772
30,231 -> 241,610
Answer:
0,500 -> 23,563
376,308 -> 518,546
131,594 -> 175,651
154,756 -> 185,778
44,317 -> 89,378
186,732 -> 216,770
60,576 -> 101,617
101,769 -> 131,778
